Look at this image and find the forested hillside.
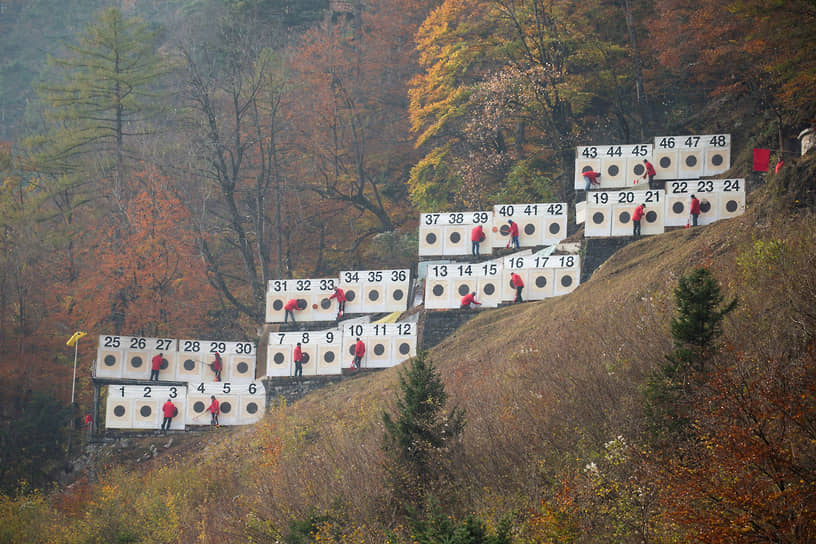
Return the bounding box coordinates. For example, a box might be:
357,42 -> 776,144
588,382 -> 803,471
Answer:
0,0 -> 814,542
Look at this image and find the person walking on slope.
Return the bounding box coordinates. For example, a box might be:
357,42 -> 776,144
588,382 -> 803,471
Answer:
642,159 -> 657,189
161,398 -> 176,432
329,286 -> 346,319
150,352 -> 163,381
284,298 -> 302,324
461,291 -> 482,309
212,351 -> 222,382
510,272 -> 524,303
293,342 -> 303,381
689,194 -> 701,227
352,337 -> 366,370
582,168 -> 601,191
471,224 -> 485,257
632,203 -> 646,240
207,395 -> 220,427
507,219 -> 520,249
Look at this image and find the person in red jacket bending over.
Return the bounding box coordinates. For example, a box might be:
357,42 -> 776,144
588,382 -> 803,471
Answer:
471,224 -> 485,257
510,272 -> 524,303
284,298 -> 302,324
461,291 -> 481,309
582,168 -> 601,191
632,203 -> 646,240
207,395 -> 220,427
150,352 -> 163,381
161,398 -> 176,433
689,194 -> 701,227
642,159 -> 657,189
329,286 -> 346,319
352,337 -> 366,370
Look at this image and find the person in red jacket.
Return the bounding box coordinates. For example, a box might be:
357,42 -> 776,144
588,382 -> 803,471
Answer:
510,272 -> 524,303
460,291 -> 481,309
150,352 -> 163,381
471,224 -> 485,257
582,168 -> 601,191
632,203 -> 646,239
352,337 -> 366,369
293,342 -> 303,380
284,298 -> 302,324
689,194 -> 701,226
507,219 -> 520,249
329,286 -> 346,319
207,395 -> 220,426
212,351 -> 222,382
642,159 -> 657,189
161,398 -> 176,432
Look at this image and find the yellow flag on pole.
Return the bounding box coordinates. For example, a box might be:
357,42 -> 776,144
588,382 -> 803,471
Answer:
66,331 -> 87,347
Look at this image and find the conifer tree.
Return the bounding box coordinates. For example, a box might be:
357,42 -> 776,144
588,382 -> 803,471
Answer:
381,351 -> 465,512
644,267 -> 736,441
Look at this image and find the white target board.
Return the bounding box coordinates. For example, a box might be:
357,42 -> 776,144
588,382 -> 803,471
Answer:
418,211 -> 494,257
665,179 -> 744,226
96,336 -> 178,381
105,384 -> 187,430
492,203 -> 568,248
502,254 -> 580,301
342,322 -> 417,369
576,144 -> 653,190
177,338 -> 252,382
585,190 -> 665,237
654,135 -> 731,180
266,277 -> 340,323
424,261 -> 504,309
339,269 -> 411,314
186,381 -> 265,426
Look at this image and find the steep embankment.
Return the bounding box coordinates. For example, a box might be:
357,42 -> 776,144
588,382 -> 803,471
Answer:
7,165 -> 816,542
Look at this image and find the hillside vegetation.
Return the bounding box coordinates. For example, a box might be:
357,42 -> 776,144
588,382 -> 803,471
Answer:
2,160 -> 814,542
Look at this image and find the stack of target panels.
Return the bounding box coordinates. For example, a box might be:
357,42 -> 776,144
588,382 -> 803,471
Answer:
97,334 -> 264,430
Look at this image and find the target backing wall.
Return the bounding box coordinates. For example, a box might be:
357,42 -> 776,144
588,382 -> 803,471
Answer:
502,254 -> 581,301
96,335 -> 177,381
267,330 -> 341,377
492,203 -> 568,248
584,190 -> 665,237
653,135 -> 731,180
665,179 -> 745,226
266,277 -> 340,322
338,269 -> 410,314
105,384 -> 187,430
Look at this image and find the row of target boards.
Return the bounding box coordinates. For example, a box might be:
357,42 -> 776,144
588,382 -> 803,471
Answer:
419,203 -> 568,257
105,382 -> 265,430
95,335 -> 256,383
266,322 -> 417,376
577,181 -> 745,238
574,134 -> 732,189
266,269 -> 410,323
424,254 -> 581,309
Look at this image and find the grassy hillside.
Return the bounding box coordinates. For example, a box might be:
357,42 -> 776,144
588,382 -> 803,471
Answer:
2,159 -> 815,542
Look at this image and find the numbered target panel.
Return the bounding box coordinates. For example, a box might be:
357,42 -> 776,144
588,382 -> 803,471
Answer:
177,338 -> 257,383
105,384 -> 187,430
186,381 -> 266,426
267,329 -> 340,377
338,269 -> 411,314
653,135 -> 731,179
665,178 -> 745,226
502,254 -> 581,301
266,277 -> 340,323
96,335 -> 178,381
419,211 -> 494,257
424,260 -> 504,309
492,203 -> 568,248
575,144 -> 653,190
341,322 -> 418,369
584,190 -> 666,238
